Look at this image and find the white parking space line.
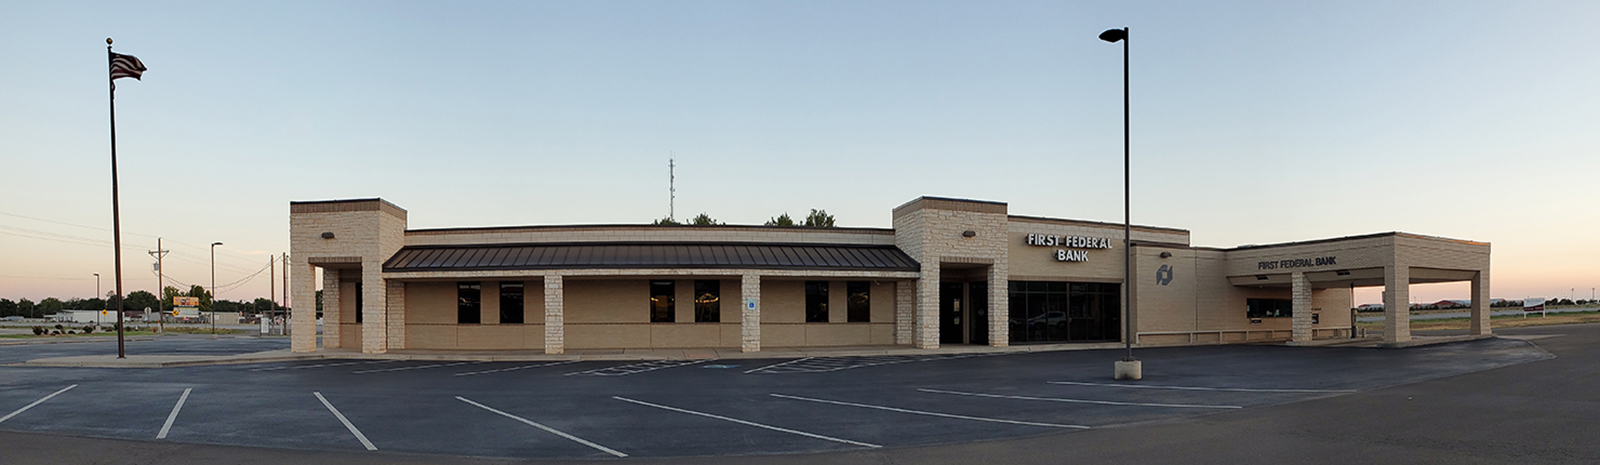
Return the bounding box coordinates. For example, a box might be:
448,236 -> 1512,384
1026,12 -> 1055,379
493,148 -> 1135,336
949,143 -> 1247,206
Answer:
565,360 -> 706,376
249,360 -> 396,372
456,396 -> 627,457
156,388 -> 191,439
917,388 -> 1244,409
314,392 -> 377,451
351,361 -> 477,374
1048,381 -> 1357,393
742,357 -> 812,374
454,361 -> 578,377
770,393 -> 1089,429
0,384 -> 77,424
613,396 -> 881,448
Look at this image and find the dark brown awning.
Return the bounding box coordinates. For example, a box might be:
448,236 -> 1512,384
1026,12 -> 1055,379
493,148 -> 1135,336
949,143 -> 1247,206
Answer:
382,242 -> 920,273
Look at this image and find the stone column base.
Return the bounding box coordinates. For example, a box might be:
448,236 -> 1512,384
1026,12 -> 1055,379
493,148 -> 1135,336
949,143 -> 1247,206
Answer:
1114,360 -> 1143,380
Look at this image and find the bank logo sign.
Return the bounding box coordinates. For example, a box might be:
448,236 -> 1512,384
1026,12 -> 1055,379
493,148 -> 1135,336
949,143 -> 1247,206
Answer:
1025,233 -> 1112,263
1156,264 -> 1174,285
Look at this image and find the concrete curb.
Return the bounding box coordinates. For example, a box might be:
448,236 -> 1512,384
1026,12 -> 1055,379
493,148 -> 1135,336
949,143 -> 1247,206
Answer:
14,335 -> 1499,368
1377,334 -> 1496,348
0,336 -> 159,346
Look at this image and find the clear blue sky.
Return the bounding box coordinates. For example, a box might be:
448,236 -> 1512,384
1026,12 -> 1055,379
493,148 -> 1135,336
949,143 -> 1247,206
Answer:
2,1 -> 1597,304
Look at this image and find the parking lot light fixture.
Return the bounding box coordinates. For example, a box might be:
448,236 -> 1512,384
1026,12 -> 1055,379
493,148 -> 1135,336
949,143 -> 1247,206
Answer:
1100,26 -> 1141,381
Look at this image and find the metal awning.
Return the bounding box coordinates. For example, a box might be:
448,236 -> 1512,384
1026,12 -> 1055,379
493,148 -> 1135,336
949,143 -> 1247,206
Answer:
381,242 -> 920,273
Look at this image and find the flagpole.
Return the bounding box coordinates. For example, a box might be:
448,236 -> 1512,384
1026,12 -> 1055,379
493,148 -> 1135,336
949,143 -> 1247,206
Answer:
107,37 -> 126,359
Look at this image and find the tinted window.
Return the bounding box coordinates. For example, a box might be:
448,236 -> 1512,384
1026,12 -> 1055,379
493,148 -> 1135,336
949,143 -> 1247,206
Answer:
846,281 -> 870,323
500,282 -> 524,324
805,281 -> 829,323
1247,298 -> 1293,318
694,280 -> 720,323
458,282 -> 481,324
354,281 -> 363,323
650,281 -> 675,323
1008,281 -> 1119,344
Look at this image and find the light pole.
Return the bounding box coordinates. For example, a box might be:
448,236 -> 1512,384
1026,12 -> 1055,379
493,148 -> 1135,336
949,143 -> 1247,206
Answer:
94,273 -> 101,327
1100,26 -> 1140,381
211,241 -> 223,338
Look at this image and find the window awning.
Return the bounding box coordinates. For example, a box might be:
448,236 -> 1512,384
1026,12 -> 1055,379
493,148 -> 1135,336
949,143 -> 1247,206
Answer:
381,242 -> 920,273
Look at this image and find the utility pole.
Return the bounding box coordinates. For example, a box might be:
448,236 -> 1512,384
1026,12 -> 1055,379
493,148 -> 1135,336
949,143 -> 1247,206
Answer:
282,252 -> 290,337
149,238 -> 168,333
269,255 -> 275,335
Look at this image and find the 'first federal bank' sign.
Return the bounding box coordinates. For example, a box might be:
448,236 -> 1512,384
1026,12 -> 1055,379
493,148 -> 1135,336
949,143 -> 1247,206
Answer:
1025,234 -> 1112,263
1257,256 -> 1337,270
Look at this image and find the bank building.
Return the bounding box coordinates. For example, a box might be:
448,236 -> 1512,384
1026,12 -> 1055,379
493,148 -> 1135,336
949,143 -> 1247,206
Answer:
286,196 -> 1491,354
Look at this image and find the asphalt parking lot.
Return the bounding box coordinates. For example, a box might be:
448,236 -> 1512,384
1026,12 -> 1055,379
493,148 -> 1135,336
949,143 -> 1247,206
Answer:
0,333 -> 1555,461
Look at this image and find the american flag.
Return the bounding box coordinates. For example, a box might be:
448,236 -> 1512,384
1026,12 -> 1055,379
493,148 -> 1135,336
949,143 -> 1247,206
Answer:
110,52 -> 146,88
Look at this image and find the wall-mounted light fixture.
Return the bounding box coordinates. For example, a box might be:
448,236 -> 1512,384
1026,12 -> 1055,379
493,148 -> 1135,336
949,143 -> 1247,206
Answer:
1158,251 -> 1172,258
1335,270 -> 1351,276
1255,275 -> 1269,281
962,230 -> 976,238
321,232 -> 335,239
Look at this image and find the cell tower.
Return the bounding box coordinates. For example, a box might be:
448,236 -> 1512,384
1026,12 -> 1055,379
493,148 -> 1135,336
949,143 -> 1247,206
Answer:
669,156 -> 675,221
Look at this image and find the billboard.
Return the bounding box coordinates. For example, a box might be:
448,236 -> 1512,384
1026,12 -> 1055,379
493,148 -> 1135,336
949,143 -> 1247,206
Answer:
174,296 -> 200,307
1524,297 -> 1546,312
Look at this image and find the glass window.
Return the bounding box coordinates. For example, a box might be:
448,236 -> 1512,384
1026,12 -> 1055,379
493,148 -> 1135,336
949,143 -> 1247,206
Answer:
354,281 -> 362,323
846,281 -> 870,323
500,282 -> 524,324
650,281 -> 675,323
805,281 -> 829,323
694,280 -> 720,323
1247,298 -> 1293,318
1008,280 -> 1120,344
458,282 -> 481,324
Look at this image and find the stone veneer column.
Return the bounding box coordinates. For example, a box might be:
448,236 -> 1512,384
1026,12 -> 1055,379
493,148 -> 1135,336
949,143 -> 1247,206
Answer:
988,266 -> 1009,347
1383,265 -> 1411,343
386,281 -> 405,350
741,274 -> 761,352
1470,270 -> 1491,336
544,275 -> 564,354
321,269 -> 341,349
1290,271 -> 1312,343
915,267 -> 940,349
361,265 -> 388,354
289,259 -> 317,353
895,280 -> 914,345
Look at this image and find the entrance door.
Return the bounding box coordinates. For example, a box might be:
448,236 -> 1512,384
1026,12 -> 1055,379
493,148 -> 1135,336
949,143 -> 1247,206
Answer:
968,281 -> 988,345
940,282 -> 965,344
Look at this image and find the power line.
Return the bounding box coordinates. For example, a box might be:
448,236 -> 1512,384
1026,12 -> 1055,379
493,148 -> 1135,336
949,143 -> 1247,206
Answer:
0,210 -> 271,267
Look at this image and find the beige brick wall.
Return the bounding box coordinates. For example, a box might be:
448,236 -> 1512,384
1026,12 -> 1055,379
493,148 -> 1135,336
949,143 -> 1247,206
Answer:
893,197 -> 1010,349
289,199 -> 407,353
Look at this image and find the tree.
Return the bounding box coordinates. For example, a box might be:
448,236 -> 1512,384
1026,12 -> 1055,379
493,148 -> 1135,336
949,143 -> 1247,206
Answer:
689,213 -> 721,226
253,297 -> 275,312
186,285 -> 213,313
0,299 -> 17,318
803,209 -> 836,228
18,298 -> 35,318
651,216 -> 681,226
124,290 -> 159,313
38,297 -> 64,314
765,213 -> 796,226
